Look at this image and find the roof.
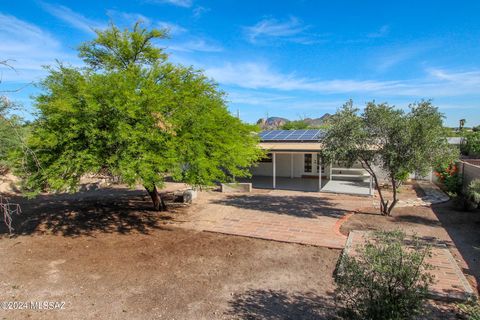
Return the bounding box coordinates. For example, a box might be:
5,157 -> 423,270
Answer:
259,142 -> 322,152
259,129 -> 325,142
447,137 -> 464,145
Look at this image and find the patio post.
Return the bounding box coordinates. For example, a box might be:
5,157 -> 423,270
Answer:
272,152 -> 276,189
318,153 -> 322,192
290,153 -> 294,178
369,175 -> 373,195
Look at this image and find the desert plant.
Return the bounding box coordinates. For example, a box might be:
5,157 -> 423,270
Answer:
334,230 -> 434,320
458,299 -> 480,320
434,162 -> 463,195
465,179 -> 480,209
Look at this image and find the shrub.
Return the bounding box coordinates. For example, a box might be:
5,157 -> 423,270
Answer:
434,162 -> 462,195
465,179 -> 480,210
458,299 -> 480,320
334,230 -> 434,320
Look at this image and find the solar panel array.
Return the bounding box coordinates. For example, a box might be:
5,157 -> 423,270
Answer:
259,129 -> 325,141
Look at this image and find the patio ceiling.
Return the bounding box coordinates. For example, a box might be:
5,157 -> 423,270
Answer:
258,142 -> 322,152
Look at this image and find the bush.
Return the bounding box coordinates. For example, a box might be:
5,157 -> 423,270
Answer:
334,230 -> 434,320
458,299 -> 480,320
434,162 -> 462,195
466,179 -> 480,209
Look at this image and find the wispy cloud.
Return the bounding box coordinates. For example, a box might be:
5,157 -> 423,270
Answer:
367,25 -> 389,38
193,6 -> 209,19
167,38 -> 223,52
244,16 -> 315,44
147,0 -> 193,8
106,10 -> 151,26
204,61 -> 480,97
39,2 -> 105,34
157,21 -> 187,35
0,13 -> 77,83
372,42 -> 437,72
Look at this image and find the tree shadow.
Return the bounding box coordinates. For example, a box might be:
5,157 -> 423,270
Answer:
226,289 -> 337,320
0,187 -> 184,237
212,194 -> 347,218
430,202 -> 480,294
393,214 -> 442,227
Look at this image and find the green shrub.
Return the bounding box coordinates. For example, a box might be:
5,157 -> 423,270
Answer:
334,230 -> 434,320
466,179 -> 480,209
458,299 -> 480,320
434,162 -> 463,195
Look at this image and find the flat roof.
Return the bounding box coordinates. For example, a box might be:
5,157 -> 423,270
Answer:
259,142 -> 322,152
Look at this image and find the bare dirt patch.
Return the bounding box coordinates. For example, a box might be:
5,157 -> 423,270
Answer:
0,186 -> 340,319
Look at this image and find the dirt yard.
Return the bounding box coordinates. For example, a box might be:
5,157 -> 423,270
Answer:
0,186 -> 341,319
0,183 -> 473,319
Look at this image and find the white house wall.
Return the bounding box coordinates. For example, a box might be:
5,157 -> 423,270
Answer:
251,153 -> 326,178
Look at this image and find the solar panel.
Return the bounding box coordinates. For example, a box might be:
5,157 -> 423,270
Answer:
259,129 -> 324,141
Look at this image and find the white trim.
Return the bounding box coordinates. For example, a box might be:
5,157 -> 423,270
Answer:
272,152 -> 276,189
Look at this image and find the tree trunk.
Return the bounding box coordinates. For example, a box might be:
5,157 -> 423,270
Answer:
145,185 -> 167,211
386,177 -> 399,216
361,159 -> 390,216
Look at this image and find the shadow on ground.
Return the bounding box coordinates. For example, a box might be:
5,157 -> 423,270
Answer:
226,289 -> 337,320
431,202 -> 480,294
212,195 -> 347,218
0,188 -> 183,237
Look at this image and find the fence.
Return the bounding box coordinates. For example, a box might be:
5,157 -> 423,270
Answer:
458,160 -> 480,190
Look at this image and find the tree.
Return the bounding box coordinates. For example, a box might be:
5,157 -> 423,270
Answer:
322,100 -> 455,216
17,23 -> 263,210
280,120 -> 309,130
462,131 -> 480,157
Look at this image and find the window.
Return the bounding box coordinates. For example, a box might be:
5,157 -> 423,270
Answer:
304,154 -> 312,172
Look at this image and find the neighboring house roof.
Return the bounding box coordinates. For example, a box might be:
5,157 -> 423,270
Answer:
259,129 -> 325,142
447,137 -> 464,145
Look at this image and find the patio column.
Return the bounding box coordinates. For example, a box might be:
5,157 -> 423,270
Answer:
290,153 -> 294,178
272,152 -> 276,189
318,153 -> 322,192
369,175 -> 373,195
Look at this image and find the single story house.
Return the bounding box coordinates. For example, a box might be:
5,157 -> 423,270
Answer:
249,129 -> 375,196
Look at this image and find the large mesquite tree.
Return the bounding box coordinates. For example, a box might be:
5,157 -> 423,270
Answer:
18,23 -> 263,210
322,100 -> 456,216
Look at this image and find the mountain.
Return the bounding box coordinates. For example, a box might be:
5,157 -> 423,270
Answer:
256,113 -> 332,129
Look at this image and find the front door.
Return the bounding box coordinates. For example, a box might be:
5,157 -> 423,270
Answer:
304,153 -> 324,176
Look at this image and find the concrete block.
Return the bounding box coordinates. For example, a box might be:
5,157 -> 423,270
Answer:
221,183 -> 252,193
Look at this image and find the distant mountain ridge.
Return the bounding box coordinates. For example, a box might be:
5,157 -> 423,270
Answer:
256,113 -> 332,130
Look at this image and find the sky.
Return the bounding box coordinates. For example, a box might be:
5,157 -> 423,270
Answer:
1,0 -> 480,127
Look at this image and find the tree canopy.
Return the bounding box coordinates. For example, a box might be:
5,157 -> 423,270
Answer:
17,23 -> 263,210
322,100 -> 457,215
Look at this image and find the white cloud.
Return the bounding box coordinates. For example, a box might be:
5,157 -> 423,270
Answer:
40,2 -> 105,34
193,6 -> 209,19
0,13 -> 77,83
244,17 -> 311,44
148,0 -> 193,8
367,25 -> 390,38
204,61 -> 480,97
107,10 -> 151,26
157,21 -> 187,35
167,38 -> 223,52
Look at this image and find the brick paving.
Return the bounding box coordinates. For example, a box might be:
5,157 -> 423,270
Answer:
184,189 -> 373,249
344,231 -> 475,301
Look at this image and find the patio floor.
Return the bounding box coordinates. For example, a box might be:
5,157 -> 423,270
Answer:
244,176 -> 372,196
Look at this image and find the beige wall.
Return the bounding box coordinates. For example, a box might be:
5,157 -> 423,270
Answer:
251,152 -> 328,178
459,161 -> 480,190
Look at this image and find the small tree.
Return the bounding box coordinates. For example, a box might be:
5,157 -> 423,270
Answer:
334,230 -> 434,320
462,131 -> 480,157
16,23 -> 263,210
322,100 -> 456,215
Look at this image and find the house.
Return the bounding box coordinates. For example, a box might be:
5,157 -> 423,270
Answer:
249,129 -> 374,196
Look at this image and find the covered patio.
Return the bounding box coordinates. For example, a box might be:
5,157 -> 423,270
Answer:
250,129 -> 374,197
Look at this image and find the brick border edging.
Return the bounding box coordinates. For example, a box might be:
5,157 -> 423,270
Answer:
333,212 -> 354,238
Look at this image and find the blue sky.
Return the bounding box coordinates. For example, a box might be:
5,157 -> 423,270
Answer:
1,0 -> 480,127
